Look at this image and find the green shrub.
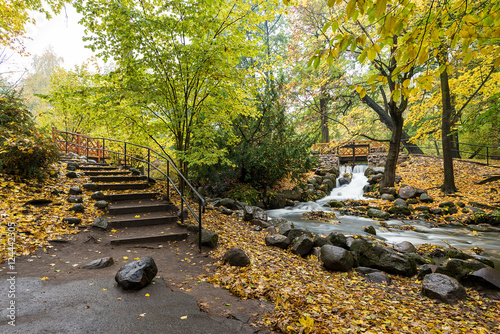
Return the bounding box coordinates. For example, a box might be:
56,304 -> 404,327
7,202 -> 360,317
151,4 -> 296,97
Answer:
226,184 -> 261,206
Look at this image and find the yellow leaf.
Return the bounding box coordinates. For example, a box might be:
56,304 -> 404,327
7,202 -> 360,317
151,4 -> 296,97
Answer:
180,315 -> 188,320
145,293 -> 150,297
494,57 -> 500,68
403,79 -> 411,88
135,215 -> 140,218
123,256 -> 129,260
103,288 -> 107,291
40,277 -> 49,281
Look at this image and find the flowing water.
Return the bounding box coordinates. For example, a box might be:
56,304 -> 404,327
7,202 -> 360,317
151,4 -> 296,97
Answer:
268,165 -> 500,268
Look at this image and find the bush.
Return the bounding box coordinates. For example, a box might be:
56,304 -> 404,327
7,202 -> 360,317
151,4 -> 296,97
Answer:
226,184 -> 261,206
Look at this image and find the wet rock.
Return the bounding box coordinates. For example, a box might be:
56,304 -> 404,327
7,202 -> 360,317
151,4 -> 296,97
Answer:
367,208 -> 390,219
366,272 -> 392,285
349,239 -> 417,277
68,195 -> 83,204
394,198 -> 407,207
326,200 -> 345,208
213,198 -> 245,211
265,234 -> 291,249
91,191 -> 105,200
338,177 -> 351,186
362,185 -> 373,193
435,258 -> 486,280
92,217 -> 108,230
83,257 -> 114,269
287,227 -> 313,242
278,222 -> 294,236
243,205 -> 267,221
365,167 -> 384,177
66,162 -> 79,171
356,267 -> 380,275
63,217 -> 81,225
250,219 -> 269,228
69,204 -> 85,213
115,256 -> 158,290
313,236 -> 332,248
368,174 -> 384,185
381,194 -> 395,201
472,255 -> 495,268
419,193 -> 434,203
69,186 -> 82,195
415,206 -> 430,212
417,264 -> 438,280
223,247 -> 251,267
24,199 -> 52,206
363,225 -> 376,235
398,186 -> 417,199
464,267 -> 500,290
430,208 -> 443,215
291,234 -> 314,256
195,229 -> 219,248
389,203 -> 411,215
83,183 -> 98,191
394,241 -> 416,254
444,249 -> 473,260
95,200 -> 109,209
327,231 -> 348,249
320,245 -> 355,272
439,201 -> 455,208
379,187 -> 397,196
218,207 -> 233,215
422,273 -> 467,304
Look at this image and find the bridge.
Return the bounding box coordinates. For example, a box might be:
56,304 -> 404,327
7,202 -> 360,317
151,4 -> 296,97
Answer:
313,140 -> 388,164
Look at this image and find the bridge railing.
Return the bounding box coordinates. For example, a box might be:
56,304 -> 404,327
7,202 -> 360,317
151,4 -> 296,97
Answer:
312,140 -> 389,156
52,128 -> 206,251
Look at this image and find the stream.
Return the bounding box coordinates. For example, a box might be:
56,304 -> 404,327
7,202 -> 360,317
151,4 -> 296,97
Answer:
268,165 -> 500,268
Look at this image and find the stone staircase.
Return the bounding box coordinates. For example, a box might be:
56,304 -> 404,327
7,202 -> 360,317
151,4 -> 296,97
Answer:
61,154 -> 188,246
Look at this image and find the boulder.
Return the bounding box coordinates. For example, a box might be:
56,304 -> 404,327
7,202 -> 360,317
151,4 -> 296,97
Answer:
69,187 -> 82,195
66,162 -> 79,170
223,247 -> 251,267
250,219 -> 269,228
367,208 -> 390,220
356,267 -> 381,275
394,241 -> 416,254
277,222 -> 294,236
435,258 -> 486,280
326,200 -> 345,208
195,229 -> 219,248
419,193 -> 434,203
69,204 -> 85,213
381,194 -> 395,201
430,208 -> 443,215
439,201 -> 456,208
63,217 -> 82,225
213,198 -> 245,211
368,174 -> 383,185
394,198 -> 407,207
365,167 -> 384,177
398,186 -> 417,199
363,225 -> 376,235
417,264 -> 438,280
464,267 -> 500,290
365,272 -> 392,285
338,177 -> 351,186
389,205 -> 411,215
362,185 -> 373,193
349,239 -> 417,277
243,205 -> 267,221
115,256 -> 158,290
421,273 -> 467,304
83,257 -> 114,269
83,183 -> 98,191
287,227 -> 313,242
265,234 -> 291,249
327,232 -> 348,249
379,187 -> 397,196
66,171 -> 78,178
313,236 -> 332,248
129,168 -> 141,175
91,191 -> 105,200
291,234 -> 314,256
67,196 -> 83,203
95,200 -> 109,209
218,207 -> 233,215
92,217 -> 108,230
320,245 -> 355,272
444,249 -> 473,260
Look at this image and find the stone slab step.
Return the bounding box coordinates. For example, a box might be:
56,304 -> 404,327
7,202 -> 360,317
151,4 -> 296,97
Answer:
96,183 -> 149,191
85,171 -> 131,176
103,192 -> 159,202
90,176 -> 145,183
107,200 -> 176,215
110,233 -> 187,245
78,166 -> 119,171
105,212 -> 178,228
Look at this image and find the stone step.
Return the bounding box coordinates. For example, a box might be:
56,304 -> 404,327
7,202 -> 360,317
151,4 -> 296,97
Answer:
85,171 -> 131,176
107,200 -> 176,215
110,233 -> 187,245
90,176 -> 145,183
105,212 -> 178,228
103,192 -> 160,202
78,166 -> 119,171
96,183 -> 149,191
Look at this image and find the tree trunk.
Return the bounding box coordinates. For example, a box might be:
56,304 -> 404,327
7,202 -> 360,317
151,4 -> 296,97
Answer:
451,132 -> 461,159
439,55 -> 457,194
320,96 -> 329,143
361,94 -> 423,155
380,112 -> 403,188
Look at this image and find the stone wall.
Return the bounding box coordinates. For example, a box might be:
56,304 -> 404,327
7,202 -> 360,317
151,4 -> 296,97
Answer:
319,154 -> 339,169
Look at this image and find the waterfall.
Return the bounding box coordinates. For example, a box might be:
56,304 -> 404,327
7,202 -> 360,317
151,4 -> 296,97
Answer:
320,164 -> 368,203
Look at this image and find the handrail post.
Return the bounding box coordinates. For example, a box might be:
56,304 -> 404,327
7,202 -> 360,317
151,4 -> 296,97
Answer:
65,134 -> 68,154
102,138 -> 106,163
180,176 -> 185,225
198,198 -> 202,252
77,135 -> 81,156
147,149 -> 150,180
124,143 -> 127,167
487,146 -> 489,166
166,164 -> 170,201
86,137 -> 89,161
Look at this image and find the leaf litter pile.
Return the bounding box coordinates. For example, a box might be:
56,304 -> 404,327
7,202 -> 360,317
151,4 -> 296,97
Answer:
1,157 -> 500,333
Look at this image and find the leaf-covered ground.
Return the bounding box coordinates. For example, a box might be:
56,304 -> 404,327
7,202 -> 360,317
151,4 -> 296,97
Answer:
1,158 -> 500,333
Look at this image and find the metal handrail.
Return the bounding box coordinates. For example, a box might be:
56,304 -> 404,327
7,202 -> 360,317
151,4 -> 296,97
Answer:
52,129 -> 206,251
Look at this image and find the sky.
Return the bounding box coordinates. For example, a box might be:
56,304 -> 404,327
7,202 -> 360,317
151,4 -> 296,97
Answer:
3,5 -> 96,81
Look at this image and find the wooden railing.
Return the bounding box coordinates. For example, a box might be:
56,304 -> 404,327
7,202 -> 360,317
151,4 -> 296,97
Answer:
52,128 -> 110,162
312,140 -> 388,156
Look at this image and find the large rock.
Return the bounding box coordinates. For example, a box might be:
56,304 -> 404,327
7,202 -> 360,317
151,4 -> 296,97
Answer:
277,222 -> 294,236
363,225 -> 376,235
365,167 -> 384,177
265,234 -> 291,249
69,187 -> 82,195
421,273 -> 467,304
464,267 -> 500,290
394,198 -> 407,207
66,171 -> 78,178
95,200 -> 109,209
69,204 -> 85,213
195,229 -> 219,248
365,272 -> 392,285
381,194 -> 395,201
115,256 -> 158,290
68,196 -> 83,203
379,187 -> 397,196
313,236 -> 332,248
435,258 -> 486,280
327,232 -> 348,249
349,239 -> 417,277
91,191 -> 106,200
398,186 -> 417,199
92,217 -> 108,229
213,198 -> 245,211
337,177 -> 351,186
291,234 -> 314,256
243,205 -> 267,221
223,247 -> 251,267
287,227 -> 313,242
320,245 -> 354,272
419,193 -> 434,203
63,217 -> 81,225
83,257 -> 114,269
394,241 -> 416,254
326,200 -> 345,208
444,249 -> 473,260
83,183 -> 98,191
389,205 -> 412,215
367,208 -> 390,220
